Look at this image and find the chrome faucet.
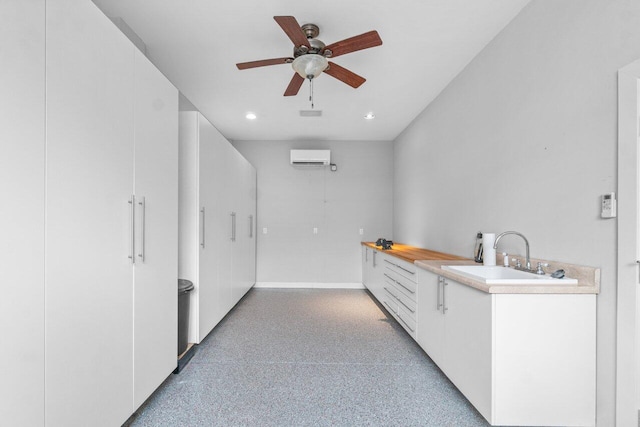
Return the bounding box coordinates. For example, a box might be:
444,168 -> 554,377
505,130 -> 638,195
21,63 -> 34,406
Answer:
493,231 -> 531,271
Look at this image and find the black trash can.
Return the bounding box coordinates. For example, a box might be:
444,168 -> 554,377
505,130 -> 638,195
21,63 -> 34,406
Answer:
178,279 -> 194,356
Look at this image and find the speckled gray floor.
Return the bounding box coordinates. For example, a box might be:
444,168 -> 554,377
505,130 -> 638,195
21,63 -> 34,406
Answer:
126,289 -> 490,427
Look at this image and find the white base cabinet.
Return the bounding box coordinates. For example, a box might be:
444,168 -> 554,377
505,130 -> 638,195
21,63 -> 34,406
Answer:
363,247 -> 417,338
380,254 -> 418,338
2,1 -> 179,426
362,246 -> 384,304
416,271 -> 492,418
416,267 -> 596,427
179,111 -> 256,344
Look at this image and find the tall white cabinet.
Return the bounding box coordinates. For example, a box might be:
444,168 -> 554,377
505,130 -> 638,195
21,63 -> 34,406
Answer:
45,2 -> 136,424
179,111 -> 256,344
2,1 -> 179,426
131,48 -> 179,411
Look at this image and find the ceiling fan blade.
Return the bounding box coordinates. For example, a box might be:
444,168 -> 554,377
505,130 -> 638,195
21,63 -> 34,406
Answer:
324,30 -> 382,58
236,57 -> 293,70
324,62 -> 366,88
284,73 -> 305,96
274,16 -> 311,48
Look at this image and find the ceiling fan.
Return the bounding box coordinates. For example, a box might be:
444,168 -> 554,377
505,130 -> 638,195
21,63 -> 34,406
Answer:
236,16 -> 383,97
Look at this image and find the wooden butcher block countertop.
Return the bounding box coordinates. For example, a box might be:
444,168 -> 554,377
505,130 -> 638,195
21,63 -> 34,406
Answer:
361,242 -> 468,263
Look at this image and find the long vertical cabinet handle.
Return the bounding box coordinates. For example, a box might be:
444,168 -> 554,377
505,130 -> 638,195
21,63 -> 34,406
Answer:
437,276 -> 442,310
443,280 -> 448,314
373,251 -> 377,267
249,215 -> 253,238
200,207 -> 205,248
128,196 -> 136,263
137,196 -> 146,262
231,212 -> 236,242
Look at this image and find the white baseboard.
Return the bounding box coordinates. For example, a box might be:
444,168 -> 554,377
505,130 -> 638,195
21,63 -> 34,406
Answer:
253,282 -> 365,289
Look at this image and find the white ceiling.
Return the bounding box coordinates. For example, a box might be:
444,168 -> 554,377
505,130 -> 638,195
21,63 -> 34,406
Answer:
91,0 -> 530,142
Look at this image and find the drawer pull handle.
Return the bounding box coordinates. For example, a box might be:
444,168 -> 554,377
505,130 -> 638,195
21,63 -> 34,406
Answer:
384,272 -> 415,294
397,313 -> 415,332
387,287 -> 415,313
137,197 -> 146,262
395,279 -> 415,295
200,207 -> 206,248
383,259 -> 415,275
383,300 -> 396,314
443,281 -> 448,314
398,298 -> 415,313
397,265 -> 415,275
128,196 -> 135,263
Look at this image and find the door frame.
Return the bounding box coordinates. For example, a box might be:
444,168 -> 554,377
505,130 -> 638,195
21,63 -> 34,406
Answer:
617,59 -> 640,426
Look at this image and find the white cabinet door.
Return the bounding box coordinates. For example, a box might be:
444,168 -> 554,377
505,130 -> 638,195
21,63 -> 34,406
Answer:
0,2 -> 45,425
231,150 -> 246,303
370,249 -> 384,300
212,129 -> 236,316
132,51 -> 178,409
416,269 -> 445,366
247,165 -> 257,291
197,116 -> 222,340
492,294 -> 596,426
45,0 -> 134,425
362,247 -> 371,287
442,279 -> 492,420
238,160 -> 257,297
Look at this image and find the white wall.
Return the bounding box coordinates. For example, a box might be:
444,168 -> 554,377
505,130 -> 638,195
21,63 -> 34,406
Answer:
393,1 -> 640,425
233,140 -> 393,285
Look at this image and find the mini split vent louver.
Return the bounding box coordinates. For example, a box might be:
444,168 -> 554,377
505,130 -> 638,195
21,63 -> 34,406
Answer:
290,149 -> 330,166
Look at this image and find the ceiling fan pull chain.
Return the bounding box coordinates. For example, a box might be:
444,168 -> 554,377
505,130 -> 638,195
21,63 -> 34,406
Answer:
309,78 -> 314,109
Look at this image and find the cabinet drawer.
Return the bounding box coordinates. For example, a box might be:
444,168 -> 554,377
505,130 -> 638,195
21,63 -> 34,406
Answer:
383,276 -> 416,319
381,288 -> 398,315
383,256 -> 416,277
384,269 -> 417,296
382,286 -> 416,338
394,286 -> 416,319
396,304 -> 416,337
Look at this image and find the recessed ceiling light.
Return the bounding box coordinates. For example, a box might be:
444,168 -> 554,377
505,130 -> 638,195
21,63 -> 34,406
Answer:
246,112 -> 257,120
364,112 -> 375,120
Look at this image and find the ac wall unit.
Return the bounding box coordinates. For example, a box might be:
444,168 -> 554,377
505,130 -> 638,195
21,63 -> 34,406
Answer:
290,149 -> 330,166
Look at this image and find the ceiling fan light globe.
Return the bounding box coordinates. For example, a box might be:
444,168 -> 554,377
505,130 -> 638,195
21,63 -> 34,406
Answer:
292,54 -> 328,80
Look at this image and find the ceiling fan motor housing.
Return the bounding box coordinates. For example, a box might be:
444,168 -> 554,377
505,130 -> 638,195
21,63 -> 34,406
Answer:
294,25 -> 329,57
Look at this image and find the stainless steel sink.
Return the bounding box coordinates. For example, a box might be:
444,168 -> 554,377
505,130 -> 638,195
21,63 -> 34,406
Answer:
441,265 -> 577,285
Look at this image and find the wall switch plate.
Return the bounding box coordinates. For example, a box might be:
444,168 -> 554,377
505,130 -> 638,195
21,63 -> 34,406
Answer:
601,192 -> 617,218
262,227 -> 268,234
313,227 -> 318,234
359,228 -> 364,235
